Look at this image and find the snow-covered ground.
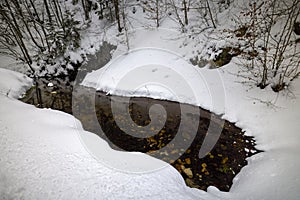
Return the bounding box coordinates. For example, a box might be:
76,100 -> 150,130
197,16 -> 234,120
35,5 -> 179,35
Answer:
1,1 -> 300,199
81,10 -> 300,197
0,68 -> 216,200
1,38 -> 300,200
81,30 -> 300,199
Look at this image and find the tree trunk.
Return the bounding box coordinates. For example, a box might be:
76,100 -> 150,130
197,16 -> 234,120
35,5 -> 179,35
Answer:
206,0 -> 216,28
113,0 -> 122,32
82,0 -> 90,20
121,0 -> 129,50
43,0 -> 52,23
183,0 -> 188,25
156,0 -> 159,27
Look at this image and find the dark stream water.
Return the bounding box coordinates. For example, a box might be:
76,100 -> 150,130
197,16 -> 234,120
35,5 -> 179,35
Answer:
21,79 -> 262,191
20,42 -> 262,191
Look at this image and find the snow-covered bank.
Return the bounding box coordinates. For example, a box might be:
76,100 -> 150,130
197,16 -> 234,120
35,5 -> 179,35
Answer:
217,60 -> 300,199
0,54 -> 27,74
0,68 -> 32,99
81,27 -> 300,199
0,69 -> 217,199
2,53 -> 297,200
82,47 -> 225,114
1,0 -> 299,198
1,49 -> 300,200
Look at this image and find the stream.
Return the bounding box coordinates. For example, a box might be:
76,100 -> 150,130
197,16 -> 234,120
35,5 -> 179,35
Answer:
20,43 -> 262,191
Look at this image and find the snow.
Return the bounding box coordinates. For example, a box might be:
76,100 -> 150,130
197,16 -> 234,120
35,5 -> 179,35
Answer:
2,48 -> 299,200
0,69 -> 215,200
0,68 -> 32,99
1,1 -> 300,199
82,47 -> 226,115
81,26 -> 300,199
0,53 -> 27,74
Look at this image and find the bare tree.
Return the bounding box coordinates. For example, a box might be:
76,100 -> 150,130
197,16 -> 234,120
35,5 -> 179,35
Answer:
121,0 -> 129,50
0,0 -> 83,76
169,0 -> 186,32
235,0 -> 300,91
113,0 -> 122,32
205,0 -> 216,28
142,0 -> 167,28
0,0 -> 34,73
82,0 -> 90,20
191,0 -> 217,29
183,0 -> 189,25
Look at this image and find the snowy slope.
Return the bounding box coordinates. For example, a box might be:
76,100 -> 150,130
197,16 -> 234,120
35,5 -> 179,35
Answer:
0,69 -> 217,199
0,54 -> 27,74
82,26 -> 300,199
215,60 -> 300,200
0,68 -> 32,99
82,47 -> 225,114
1,0 -> 300,199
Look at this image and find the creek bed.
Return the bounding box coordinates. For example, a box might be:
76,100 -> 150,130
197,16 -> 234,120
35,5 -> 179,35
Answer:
20,79 -> 262,192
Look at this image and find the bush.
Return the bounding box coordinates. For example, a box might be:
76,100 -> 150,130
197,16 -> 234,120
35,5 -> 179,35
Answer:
235,0 -> 300,91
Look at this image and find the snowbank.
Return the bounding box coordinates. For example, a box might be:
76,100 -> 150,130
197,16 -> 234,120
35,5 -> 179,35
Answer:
82,28 -> 300,199
82,47 -> 226,115
0,68 -> 32,99
0,69 -> 217,199
1,2 -> 300,198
